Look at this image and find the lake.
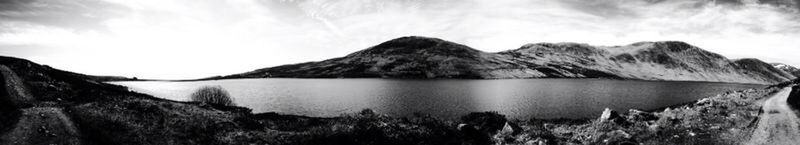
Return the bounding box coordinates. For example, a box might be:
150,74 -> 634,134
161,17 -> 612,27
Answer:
110,79 -> 764,119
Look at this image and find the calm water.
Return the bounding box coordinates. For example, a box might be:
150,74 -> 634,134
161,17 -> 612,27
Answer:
110,79 -> 763,119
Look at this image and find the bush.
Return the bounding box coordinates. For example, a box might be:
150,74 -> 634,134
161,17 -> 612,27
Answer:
190,86 -> 235,106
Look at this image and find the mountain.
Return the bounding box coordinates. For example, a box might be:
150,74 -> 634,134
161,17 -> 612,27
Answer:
223,36 -> 549,79
499,41 -> 796,84
218,36 -> 796,84
772,63 -> 800,77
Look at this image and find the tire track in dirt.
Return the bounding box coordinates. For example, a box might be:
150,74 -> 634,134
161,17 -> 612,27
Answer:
746,87 -> 800,145
0,65 -> 83,145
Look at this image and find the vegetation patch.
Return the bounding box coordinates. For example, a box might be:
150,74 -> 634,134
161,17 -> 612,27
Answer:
190,86 -> 235,106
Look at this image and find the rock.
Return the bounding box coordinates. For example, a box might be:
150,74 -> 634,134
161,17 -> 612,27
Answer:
596,130 -> 636,145
460,125 -> 491,145
524,139 -> 548,145
460,112 -> 511,145
599,108 -> 620,122
524,140 -> 537,145
359,109 -> 376,116
499,122 -> 522,135
457,123 -> 475,131
628,109 -> 658,121
493,122 -> 524,144
500,122 -> 515,134
648,124 -> 660,132
460,112 -> 508,134
612,130 -> 632,139
695,98 -> 713,105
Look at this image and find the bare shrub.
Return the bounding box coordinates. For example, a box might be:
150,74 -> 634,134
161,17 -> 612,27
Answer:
190,86 -> 235,106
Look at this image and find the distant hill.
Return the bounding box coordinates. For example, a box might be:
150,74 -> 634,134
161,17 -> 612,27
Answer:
772,63 -> 800,77
0,56 -> 138,82
217,36 -> 796,84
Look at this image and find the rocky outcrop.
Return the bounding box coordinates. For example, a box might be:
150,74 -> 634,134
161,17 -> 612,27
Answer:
218,36 -> 795,84
772,63 -> 800,78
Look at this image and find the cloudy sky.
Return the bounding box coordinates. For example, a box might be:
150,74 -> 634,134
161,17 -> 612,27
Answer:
1,0 -> 799,79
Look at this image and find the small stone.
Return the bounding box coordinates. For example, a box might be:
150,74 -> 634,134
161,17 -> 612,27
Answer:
628,109 -> 658,121
499,122 -> 515,134
612,130 -> 632,139
524,140 -> 537,145
457,124 -> 468,131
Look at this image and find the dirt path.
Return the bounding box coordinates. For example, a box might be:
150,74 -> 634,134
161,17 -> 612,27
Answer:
0,108 -> 82,145
746,87 -> 800,145
0,65 -> 83,145
0,65 -> 34,107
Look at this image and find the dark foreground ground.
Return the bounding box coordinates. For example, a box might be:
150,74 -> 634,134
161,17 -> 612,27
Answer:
1,56 -> 799,145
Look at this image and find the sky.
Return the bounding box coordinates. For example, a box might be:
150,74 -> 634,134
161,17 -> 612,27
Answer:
1,0 -> 799,79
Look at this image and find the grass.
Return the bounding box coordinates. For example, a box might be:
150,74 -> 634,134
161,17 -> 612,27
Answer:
43,86 -> 791,145
501,87 -> 779,145
63,86 -> 781,145
190,86 -> 235,106
255,109 -> 465,145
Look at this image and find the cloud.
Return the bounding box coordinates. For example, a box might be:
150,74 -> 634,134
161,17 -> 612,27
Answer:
758,0 -> 800,10
0,0 -> 799,79
0,0 -> 129,32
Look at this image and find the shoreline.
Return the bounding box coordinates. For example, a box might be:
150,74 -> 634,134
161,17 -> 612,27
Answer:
116,77 -> 772,86
1,55 -> 798,144
108,78 -> 768,121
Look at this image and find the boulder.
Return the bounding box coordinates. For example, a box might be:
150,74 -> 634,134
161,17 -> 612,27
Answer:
493,122 -> 524,144
460,112 -> 508,134
459,112 -> 509,145
599,108 -> 621,122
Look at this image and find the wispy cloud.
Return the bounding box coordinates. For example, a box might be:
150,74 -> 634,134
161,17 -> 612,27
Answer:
0,0 -> 129,32
0,0 -> 799,79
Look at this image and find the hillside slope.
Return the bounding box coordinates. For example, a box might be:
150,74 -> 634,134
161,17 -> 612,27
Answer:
498,41 -> 796,84
0,56 -> 263,144
224,37 -> 554,79
220,36 -> 794,84
0,55 -> 480,145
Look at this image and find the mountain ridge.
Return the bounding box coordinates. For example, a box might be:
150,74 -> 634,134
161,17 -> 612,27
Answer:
216,36 -> 796,84
772,63 -> 800,77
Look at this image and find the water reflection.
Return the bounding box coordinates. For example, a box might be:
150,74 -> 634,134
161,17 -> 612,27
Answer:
111,79 -> 763,119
